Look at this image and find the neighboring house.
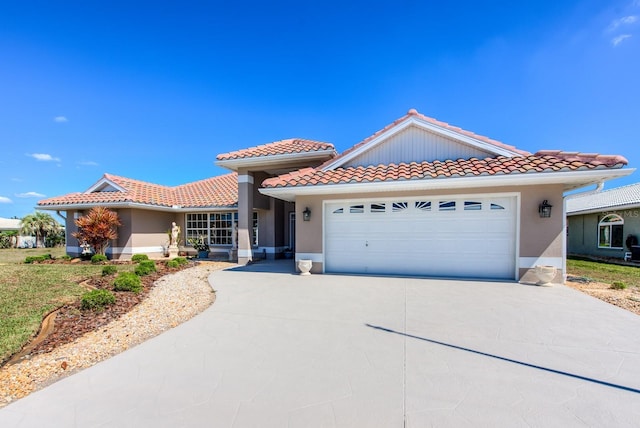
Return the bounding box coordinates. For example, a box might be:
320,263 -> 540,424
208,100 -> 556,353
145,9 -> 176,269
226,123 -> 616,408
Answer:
567,183 -> 640,260
0,217 -> 36,248
37,109 -> 633,283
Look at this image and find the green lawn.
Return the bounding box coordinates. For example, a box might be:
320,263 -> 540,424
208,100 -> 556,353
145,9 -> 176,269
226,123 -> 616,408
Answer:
0,247 -> 67,264
567,258 -> 640,287
0,247 -> 132,364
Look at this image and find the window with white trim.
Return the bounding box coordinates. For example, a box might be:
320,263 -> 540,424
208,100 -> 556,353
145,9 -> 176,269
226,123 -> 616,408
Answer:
186,212 -> 258,247
598,214 -> 623,249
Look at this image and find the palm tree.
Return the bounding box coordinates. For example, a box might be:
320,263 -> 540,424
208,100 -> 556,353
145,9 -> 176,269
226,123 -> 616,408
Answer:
20,211 -> 61,248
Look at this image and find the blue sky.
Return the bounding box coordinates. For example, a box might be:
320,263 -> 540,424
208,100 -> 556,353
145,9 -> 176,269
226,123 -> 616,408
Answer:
1,0 -> 639,220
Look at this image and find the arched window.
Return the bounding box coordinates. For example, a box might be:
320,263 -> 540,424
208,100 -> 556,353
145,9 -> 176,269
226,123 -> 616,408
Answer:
598,214 -> 624,249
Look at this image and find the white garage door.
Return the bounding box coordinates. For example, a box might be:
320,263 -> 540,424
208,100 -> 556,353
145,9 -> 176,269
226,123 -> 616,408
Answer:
324,195 -> 517,279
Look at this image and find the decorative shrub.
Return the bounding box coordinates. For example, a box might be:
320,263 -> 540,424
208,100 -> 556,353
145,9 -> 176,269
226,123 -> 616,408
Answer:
24,254 -> 52,264
81,289 -> 116,311
611,281 -> 627,290
91,254 -> 108,264
113,272 -> 142,293
135,260 -> 157,276
173,257 -> 188,266
102,265 -> 118,276
167,260 -> 180,268
60,255 -> 72,261
131,254 -> 149,263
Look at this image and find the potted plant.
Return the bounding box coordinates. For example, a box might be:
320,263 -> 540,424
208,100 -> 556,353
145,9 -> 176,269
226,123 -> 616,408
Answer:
188,236 -> 210,259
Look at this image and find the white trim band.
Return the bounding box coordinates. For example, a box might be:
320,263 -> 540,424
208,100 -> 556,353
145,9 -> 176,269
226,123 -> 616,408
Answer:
238,249 -> 253,257
519,257 -> 563,269
238,174 -> 254,184
295,253 -> 323,263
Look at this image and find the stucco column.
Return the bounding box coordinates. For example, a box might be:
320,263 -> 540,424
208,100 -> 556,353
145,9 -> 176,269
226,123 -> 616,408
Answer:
237,172 -> 254,265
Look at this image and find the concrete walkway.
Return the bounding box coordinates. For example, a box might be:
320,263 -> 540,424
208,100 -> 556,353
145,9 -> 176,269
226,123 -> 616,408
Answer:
1,260 -> 640,427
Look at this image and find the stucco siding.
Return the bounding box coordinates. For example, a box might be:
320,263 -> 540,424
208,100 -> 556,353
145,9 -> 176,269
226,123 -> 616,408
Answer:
65,210 -> 82,256
568,208 -> 640,259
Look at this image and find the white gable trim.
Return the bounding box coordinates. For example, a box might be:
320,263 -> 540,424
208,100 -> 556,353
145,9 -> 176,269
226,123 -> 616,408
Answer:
322,116 -> 522,171
85,178 -> 127,193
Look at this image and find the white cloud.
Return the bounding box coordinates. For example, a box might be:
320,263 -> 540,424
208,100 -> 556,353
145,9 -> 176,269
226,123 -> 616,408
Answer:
16,192 -> 45,198
0,196 -> 12,204
53,116 -> 68,123
78,160 -> 99,166
612,34 -> 632,46
608,15 -> 638,31
28,153 -> 61,162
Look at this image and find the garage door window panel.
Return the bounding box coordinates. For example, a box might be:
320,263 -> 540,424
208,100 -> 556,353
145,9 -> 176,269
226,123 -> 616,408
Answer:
439,201 -> 456,211
371,203 -> 386,213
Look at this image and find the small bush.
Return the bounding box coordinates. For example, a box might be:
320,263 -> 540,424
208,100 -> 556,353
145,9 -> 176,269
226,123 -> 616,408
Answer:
91,254 -> 108,264
135,260 -> 157,276
102,265 -> 118,276
611,281 -> 627,290
167,260 -> 180,268
60,255 -> 72,261
24,254 -> 52,263
131,254 -> 149,263
81,289 -> 116,311
113,272 -> 142,293
173,257 -> 188,266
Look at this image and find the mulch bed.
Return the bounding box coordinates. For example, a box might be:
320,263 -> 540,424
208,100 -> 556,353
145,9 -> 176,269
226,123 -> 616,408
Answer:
25,261 -> 190,357
565,275 -> 640,317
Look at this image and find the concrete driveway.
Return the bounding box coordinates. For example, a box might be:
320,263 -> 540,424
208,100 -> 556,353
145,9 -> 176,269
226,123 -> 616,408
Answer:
1,260 -> 640,427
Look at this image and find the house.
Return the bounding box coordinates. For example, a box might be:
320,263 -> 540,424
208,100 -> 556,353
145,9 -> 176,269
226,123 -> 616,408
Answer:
567,182 -> 640,261
37,109 -> 633,283
0,217 -> 35,248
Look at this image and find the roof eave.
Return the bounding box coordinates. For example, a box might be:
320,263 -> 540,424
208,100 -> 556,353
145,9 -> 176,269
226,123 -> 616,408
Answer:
567,202 -> 640,216
37,201 -> 239,212
216,150 -> 337,172
259,168 -> 634,203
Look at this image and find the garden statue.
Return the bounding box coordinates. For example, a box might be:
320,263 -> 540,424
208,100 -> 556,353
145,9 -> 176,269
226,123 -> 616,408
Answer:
168,222 -> 180,258
170,222 -> 180,247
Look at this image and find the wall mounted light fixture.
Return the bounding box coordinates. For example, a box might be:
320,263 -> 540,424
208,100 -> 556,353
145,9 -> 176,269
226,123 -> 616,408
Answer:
538,200 -> 553,218
303,207 -> 311,221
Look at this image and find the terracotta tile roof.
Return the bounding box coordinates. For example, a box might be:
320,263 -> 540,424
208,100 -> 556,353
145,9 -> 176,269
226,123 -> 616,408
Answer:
37,172 -> 238,208
262,154 -> 628,188
320,109 -> 531,169
216,138 -> 335,161
567,182 -> 640,214
534,150 -> 629,167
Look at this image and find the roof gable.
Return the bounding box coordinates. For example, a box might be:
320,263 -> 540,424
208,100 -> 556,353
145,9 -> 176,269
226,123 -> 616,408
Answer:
85,176 -> 127,193
322,109 -> 530,171
38,172 -> 238,210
